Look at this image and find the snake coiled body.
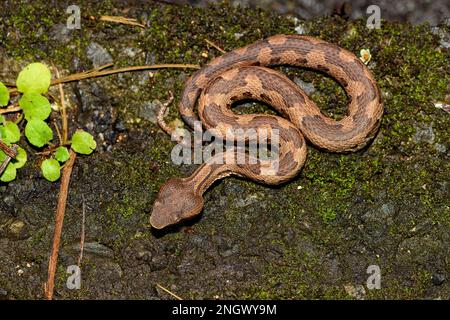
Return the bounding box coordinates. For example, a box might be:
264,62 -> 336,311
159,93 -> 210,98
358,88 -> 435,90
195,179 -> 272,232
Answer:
150,35 -> 383,229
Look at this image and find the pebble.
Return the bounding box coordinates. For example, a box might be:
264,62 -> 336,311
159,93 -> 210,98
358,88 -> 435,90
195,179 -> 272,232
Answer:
138,100 -> 163,123
413,123 -> 435,145
3,195 -> 14,207
234,194 -> 260,207
344,284 -> 366,300
434,143 -> 447,154
293,78 -> 316,95
49,23 -> 73,44
431,26 -> 450,49
294,24 -> 306,35
381,203 -> 395,216
114,120 -> 126,132
431,273 -> 445,286
69,242 -> 114,258
86,42 -> 113,68
443,17 -> 450,27
8,220 -> 24,233
123,47 -> 140,58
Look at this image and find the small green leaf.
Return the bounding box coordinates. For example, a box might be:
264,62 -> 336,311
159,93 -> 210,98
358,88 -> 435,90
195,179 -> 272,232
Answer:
12,146 -> 27,169
0,115 -> 5,124
71,130 -> 96,155
0,121 -> 21,143
16,62 -> 52,94
0,150 -> 6,162
19,93 -> 52,120
41,158 -> 60,182
0,82 -> 9,107
25,119 -> 53,147
54,146 -> 70,162
0,163 -> 17,182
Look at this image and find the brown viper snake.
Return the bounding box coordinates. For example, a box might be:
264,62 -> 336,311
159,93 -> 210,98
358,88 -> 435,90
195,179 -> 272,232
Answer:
150,35 -> 383,229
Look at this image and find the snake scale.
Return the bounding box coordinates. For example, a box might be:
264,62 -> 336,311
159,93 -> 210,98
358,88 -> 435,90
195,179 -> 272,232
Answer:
150,35 -> 383,229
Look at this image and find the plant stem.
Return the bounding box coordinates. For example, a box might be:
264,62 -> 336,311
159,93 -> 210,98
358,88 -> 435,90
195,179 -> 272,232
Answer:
0,144 -> 18,175
44,149 -> 76,300
0,140 -> 18,158
0,106 -> 21,114
54,68 -> 68,144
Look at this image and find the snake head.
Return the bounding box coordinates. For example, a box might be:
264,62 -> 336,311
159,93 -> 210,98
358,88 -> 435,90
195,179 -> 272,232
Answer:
150,178 -> 204,229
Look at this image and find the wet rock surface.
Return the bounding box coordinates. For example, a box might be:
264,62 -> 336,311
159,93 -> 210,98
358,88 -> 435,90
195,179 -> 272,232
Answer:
0,1 -> 449,299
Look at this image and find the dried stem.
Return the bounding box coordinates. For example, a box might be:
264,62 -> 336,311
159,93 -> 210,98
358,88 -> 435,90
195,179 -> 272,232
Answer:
0,140 -> 18,158
77,195 -> 86,267
99,15 -> 146,28
54,67 -> 68,143
0,106 -> 21,114
44,149 -> 77,300
156,283 -> 183,300
0,144 -> 18,175
7,63 -> 200,94
205,39 -> 226,53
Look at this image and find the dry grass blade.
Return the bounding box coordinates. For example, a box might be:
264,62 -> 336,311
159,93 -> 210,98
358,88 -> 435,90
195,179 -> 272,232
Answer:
205,39 -> 226,53
50,64 -> 200,86
0,143 -> 18,175
0,106 -> 21,114
0,140 -> 18,158
54,67 -> 69,143
7,63 -> 200,94
77,195 -> 86,267
100,15 -> 146,28
156,283 -> 183,300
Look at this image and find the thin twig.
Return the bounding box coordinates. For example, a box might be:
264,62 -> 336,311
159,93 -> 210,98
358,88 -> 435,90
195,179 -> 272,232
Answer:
54,67 -> 68,143
99,15 -> 146,28
53,121 -> 63,146
35,143 -> 69,156
50,64 -> 200,86
44,149 -> 77,300
8,63 -> 200,94
0,106 -> 21,114
156,283 -> 183,300
205,39 -> 226,53
0,140 -> 18,158
77,195 -> 86,267
0,144 -> 18,175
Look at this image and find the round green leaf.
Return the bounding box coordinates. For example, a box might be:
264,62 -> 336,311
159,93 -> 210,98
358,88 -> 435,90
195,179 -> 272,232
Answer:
71,130 -> 96,155
19,93 -> 52,120
0,163 -> 17,182
16,62 -> 52,94
12,146 -> 27,169
25,119 -> 53,147
0,121 -> 20,143
0,82 -> 9,107
54,146 -> 70,162
41,158 -> 60,182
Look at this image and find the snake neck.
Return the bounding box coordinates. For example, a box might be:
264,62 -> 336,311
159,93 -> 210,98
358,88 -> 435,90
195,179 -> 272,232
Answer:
184,161 -> 233,197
